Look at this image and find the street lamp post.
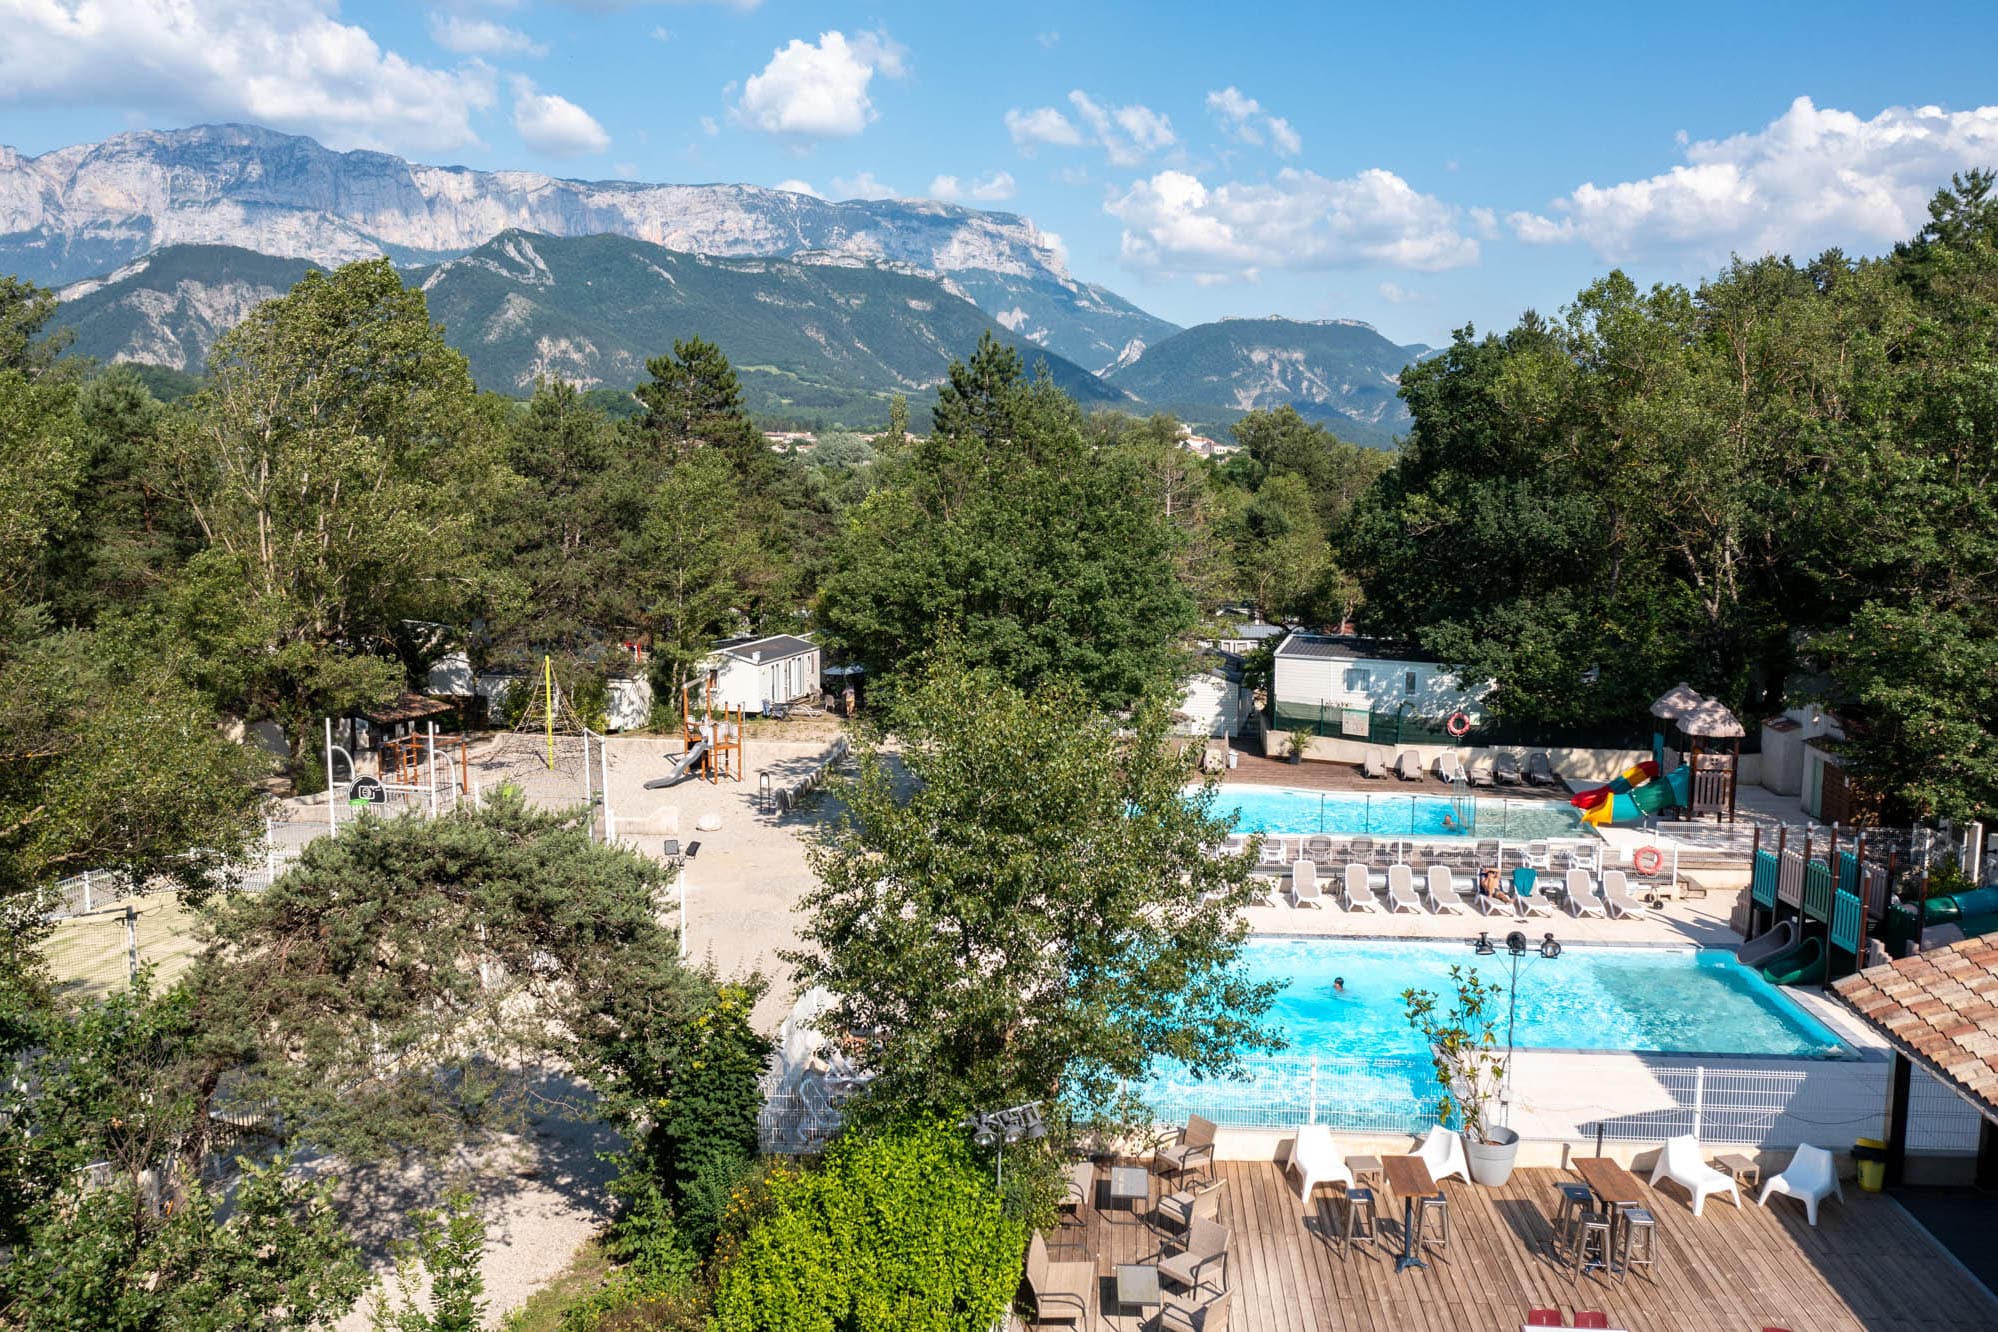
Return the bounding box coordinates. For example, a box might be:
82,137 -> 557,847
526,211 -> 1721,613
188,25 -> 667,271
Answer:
961,1102 -> 1046,1190
1470,929 -> 1561,1126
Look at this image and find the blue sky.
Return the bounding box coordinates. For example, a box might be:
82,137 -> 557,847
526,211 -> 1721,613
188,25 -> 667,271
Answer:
5,0 -> 1998,345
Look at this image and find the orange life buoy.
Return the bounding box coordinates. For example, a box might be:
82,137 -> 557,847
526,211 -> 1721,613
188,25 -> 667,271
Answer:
1633,846 -> 1664,875
1445,711 -> 1472,738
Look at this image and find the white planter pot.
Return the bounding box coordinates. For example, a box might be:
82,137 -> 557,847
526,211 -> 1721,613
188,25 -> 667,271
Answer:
1464,1126 -> 1521,1186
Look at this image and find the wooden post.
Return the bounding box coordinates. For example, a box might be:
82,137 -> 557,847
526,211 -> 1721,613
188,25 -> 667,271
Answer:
1885,1051 -> 1912,1187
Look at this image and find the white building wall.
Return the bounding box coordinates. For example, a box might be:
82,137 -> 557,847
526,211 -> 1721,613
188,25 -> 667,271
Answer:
1273,653 -> 1488,721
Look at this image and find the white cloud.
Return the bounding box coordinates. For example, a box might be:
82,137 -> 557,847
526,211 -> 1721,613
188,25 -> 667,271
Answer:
0,0 -> 498,152
1037,31 -> 1060,48
1005,105 -> 1083,151
427,13 -> 546,58
773,177 -> 822,198
1378,281 -> 1424,304
1070,90 -> 1175,166
511,76 -> 611,155
1510,96 -> 1998,262
829,170 -> 896,200
733,29 -> 906,139
613,160 -> 638,178
1106,167 -> 1481,280
1205,86 -> 1302,157
651,26 -> 672,42
928,170 -> 1016,202
698,115 -> 718,136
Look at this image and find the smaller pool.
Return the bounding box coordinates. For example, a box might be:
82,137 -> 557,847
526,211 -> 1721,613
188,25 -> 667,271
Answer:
1208,783 -> 1584,840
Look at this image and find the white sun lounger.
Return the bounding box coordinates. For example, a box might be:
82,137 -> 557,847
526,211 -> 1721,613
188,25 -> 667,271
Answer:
1386,864 -> 1426,913
1361,747 -> 1390,779
1425,864 -> 1472,914
1393,750 -> 1424,781
1290,857 -> 1325,908
1600,869 -> 1650,919
1758,1144 -> 1843,1227
1564,867 -> 1608,918
1434,752 -> 1469,784
1650,1133 -> 1741,1216
1341,863 -> 1382,913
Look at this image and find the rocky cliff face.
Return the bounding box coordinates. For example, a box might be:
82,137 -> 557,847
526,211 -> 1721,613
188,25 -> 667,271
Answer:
2,124 -> 1177,373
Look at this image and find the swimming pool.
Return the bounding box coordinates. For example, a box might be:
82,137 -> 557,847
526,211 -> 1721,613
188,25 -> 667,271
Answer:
1207,783 -> 1585,840
1232,937 -> 1842,1059
1139,938 -> 1843,1129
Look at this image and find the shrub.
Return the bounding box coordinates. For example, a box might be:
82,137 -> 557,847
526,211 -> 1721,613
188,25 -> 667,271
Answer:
710,1119 -> 1024,1332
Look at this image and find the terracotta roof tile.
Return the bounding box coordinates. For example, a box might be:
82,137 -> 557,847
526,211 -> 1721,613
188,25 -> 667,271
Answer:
1834,931 -> 1998,1123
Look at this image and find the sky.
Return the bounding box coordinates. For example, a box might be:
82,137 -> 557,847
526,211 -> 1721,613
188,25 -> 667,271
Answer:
4,0 -> 1998,346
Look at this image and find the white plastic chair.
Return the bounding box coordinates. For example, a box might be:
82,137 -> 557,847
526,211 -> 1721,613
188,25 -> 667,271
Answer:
1600,870 -> 1651,919
1415,1125 -> 1470,1185
1758,1144 -> 1843,1226
1288,1124 -> 1354,1206
1648,1134 -> 1741,1216
1425,864 -> 1472,915
1564,867 -> 1608,918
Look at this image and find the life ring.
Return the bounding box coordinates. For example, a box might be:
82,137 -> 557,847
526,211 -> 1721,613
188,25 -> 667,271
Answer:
1445,711 -> 1472,738
1633,846 -> 1664,875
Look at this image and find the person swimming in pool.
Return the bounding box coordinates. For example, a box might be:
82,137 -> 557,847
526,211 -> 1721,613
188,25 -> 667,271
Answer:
1332,976 -> 1345,993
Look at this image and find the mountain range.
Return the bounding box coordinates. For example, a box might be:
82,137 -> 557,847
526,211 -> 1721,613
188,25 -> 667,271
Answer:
9,124 -> 1426,443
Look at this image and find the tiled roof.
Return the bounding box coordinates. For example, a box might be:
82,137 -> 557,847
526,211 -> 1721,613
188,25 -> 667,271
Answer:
1832,933 -> 1998,1121
713,633 -> 817,661
1273,633 -> 1435,663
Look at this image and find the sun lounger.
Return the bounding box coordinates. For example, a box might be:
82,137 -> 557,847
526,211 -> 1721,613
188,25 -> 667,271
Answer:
1386,864 -> 1426,913
1492,753 -> 1524,786
1425,864 -> 1472,914
1392,750 -> 1423,781
1361,747 -> 1390,779
1600,869 -> 1650,919
1512,866 -> 1554,918
1257,836 -> 1289,870
1564,867 -> 1608,918
1341,863 -> 1383,913
1434,752 -> 1469,784
1525,751 -> 1561,786
1757,1144 -> 1843,1226
1290,857 -> 1325,908
1466,755 -> 1494,787
1650,1133 -> 1741,1216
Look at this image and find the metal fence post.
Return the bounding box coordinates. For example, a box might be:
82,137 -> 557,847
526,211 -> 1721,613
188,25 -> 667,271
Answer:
125,904 -> 138,983
1693,1065 -> 1705,1141
82,870 -> 93,914
1309,1056 -> 1319,1125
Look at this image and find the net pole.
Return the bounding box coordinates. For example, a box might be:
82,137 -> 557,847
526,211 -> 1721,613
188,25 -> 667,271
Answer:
544,656 -> 556,770
324,718 -> 337,834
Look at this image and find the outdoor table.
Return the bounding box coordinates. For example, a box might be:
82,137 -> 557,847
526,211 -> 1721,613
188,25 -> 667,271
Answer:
1345,1154 -> 1384,1188
1572,1157 -> 1646,1272
1112,1263 -> 1162,1330
1382,1155 -> 1436,1273
1107,1165 -> 1151,1222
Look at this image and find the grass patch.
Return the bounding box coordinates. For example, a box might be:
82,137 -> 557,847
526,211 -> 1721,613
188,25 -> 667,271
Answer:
500,1239 -> 614,1332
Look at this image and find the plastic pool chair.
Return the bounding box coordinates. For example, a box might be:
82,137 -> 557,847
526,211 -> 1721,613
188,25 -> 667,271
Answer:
1564,867 -> 1608,918
1288,1123 -> 1355,1207
1361,747 -> 1390,779
1512,866 -> 1554,918
1599,870 -> 1651,920
1386,864 -> 1426,913
1425,864 -> 1471,914
1649,1133 -> 1742,1216
1342,863 -> 1383,913
1415,1125 -> 1470,1184
1289,857 -> 1326,909
1757,1143 -> 1843,1226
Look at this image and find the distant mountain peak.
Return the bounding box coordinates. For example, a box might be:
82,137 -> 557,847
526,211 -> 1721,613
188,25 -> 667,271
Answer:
1,122 -> 1175,374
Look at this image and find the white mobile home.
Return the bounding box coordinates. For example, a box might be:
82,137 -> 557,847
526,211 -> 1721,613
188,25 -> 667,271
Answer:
704,634 -> 823,714
1271,633 -> 1489,735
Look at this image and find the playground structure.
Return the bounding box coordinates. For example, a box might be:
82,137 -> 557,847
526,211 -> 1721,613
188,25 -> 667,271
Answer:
378,731 -> 470,794
1568,683 -> 1741,826
1742,825 -> 1897,988
664,671 -> 743,785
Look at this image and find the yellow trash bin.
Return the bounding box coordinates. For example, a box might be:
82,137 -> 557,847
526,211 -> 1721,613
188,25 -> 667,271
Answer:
1854,1137 -> 1887,1192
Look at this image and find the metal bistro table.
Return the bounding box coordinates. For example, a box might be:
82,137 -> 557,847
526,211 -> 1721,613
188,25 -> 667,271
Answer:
1107,1165 -> 1152,1223
1572,1157 -> 1645,1272
1112,1263 -> 1162,1331
1383,1155 -> 1437,1273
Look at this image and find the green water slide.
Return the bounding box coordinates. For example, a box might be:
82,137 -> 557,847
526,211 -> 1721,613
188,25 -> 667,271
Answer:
1763,936 -> 1826,987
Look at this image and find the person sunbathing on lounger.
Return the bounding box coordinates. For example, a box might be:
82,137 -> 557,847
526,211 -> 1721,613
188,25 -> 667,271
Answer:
1476,866 -> 1514,909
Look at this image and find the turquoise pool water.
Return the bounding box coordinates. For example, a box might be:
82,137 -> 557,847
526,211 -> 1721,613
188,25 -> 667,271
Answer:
1239,937 -> 1842,1059
1210,782 -> 1584,840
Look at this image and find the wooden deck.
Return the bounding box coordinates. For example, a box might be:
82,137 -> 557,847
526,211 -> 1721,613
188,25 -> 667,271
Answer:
1052,1161 -> 1998,1332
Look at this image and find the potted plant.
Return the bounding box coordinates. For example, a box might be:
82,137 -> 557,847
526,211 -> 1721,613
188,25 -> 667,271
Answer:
1284,731 -> 1306,765
1402,965 -> 1519,1186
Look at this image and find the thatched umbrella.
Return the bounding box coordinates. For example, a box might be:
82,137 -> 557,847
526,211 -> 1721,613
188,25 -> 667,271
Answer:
1678,699 -> 1746,738
1649,682 -> 1704,720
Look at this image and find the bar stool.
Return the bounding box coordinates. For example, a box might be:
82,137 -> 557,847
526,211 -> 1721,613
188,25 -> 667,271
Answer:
1554,1182 -> 1594,1251
1338,1187 -> 1378,1256
1415,1191 -> 1449,1251
1614,1206 -> 1656,1277
1572,1210 -> 1613,1274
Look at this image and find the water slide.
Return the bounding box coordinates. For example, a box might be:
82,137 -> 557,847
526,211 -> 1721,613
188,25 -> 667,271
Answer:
643,738 -> 709,790
1569,760 -> 1691,826
1738,918 -> 1799,969
1762,936 -> 1826,987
